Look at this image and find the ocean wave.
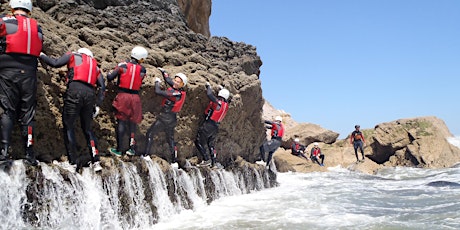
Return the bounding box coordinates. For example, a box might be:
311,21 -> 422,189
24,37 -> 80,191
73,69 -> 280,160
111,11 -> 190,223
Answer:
447,136 -> 460,148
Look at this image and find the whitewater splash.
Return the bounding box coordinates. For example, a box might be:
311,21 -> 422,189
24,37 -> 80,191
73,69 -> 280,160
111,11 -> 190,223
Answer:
153,166 -> 460,230
0,157 -> 275,229
447,136 -> 460,149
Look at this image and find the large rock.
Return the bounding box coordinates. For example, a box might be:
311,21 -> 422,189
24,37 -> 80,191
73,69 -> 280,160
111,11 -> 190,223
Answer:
177,0 -> 211,37
1,1 -> 265,165
369,116 -> 460,168
272,116 -> 460,174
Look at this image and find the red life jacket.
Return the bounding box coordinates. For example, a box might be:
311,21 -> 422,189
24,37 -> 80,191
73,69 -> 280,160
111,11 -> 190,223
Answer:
352,131 -> 364,141
204,99 -> 229,123
68,53 -> 99,86
312,148 -> 321,157
161,88 -> 186,113
118,62 -> 142,90
271,122 -> 284,138
292,143 -> 301,152
4,15 -> 42,56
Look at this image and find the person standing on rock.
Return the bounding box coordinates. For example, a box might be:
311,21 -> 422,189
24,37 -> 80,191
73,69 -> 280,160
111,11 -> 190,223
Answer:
257,116 -> 285,169
0,0 -> 43,166
350,125 -> 365,162
291,138 -> 309,161
107,46 -> 148,157
310,142 -> 325,166
195,82 -> 230,168
39,48 -> 105,172
143,68 -> 187,166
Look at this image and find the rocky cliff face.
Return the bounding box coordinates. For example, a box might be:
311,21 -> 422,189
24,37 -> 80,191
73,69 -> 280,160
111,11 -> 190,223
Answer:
177,0 -> 211,37
1,0 -> 265,165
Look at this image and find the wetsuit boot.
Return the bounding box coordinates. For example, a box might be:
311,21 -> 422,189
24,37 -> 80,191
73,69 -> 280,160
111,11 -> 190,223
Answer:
25,146 -> 38,166
22,126 -> 38,166
143,133 -> 154,157
0,144 -> 9,161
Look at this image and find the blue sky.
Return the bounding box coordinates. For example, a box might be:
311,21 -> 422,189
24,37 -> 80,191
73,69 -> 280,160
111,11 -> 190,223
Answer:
210,1 -> 460,138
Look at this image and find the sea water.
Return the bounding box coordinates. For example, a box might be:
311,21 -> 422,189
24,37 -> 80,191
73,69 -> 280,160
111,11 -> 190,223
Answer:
154,137 -> 460,230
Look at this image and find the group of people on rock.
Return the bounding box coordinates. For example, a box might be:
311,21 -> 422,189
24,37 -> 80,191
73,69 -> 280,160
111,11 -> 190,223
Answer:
0,0 -> 231,172
258,116 -> 367,169
291,139 -> 325,166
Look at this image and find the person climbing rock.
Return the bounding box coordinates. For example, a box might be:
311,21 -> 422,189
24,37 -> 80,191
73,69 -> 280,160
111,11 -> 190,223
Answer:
143,68 -> 187,166
0,0 -> 43,166
107,46 -> 148,157
40,48 -> 105,172
195,82 -> 230,168
257,115 -> 285,169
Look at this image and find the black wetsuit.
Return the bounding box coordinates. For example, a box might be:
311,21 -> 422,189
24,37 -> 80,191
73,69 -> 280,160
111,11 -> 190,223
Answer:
0,13 -> 43,164
259,120 -> 284,166
195,85 -> 228,166
144,73 -> 185,163
351,130 -> 365,161
40,52 -> 105,167
291,142 -> 309,160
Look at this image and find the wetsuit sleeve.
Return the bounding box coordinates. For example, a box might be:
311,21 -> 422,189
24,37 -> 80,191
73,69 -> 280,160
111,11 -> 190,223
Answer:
95,72 -> 105,106
154,81 -> 168,96
300,145 -> 306,151
265,120 -> 274,125
0,18 -> 5,36
40,53 -> 71,68
206,86 -> 218,103
164,73 -> 175,87
140,66 -> 147,79
350,132 -> 354,144
37,25 -> 43,42
106,66 -> 121,81
155,82 -> 182,98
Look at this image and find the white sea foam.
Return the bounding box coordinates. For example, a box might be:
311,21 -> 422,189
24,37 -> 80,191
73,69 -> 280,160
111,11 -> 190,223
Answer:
448,135 -> 460,148
155,167 -> 460,230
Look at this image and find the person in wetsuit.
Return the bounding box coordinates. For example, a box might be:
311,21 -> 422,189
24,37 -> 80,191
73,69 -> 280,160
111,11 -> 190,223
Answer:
0,0 -> 43,165
258,116 -> 285,169
143,68 -> 187,165
107,46 -> 148,157
350,125 -> 365,162
291,138 -> 309,161
310,142 -> 325,166
40,48 -> 105,172
195,82 -> 230,168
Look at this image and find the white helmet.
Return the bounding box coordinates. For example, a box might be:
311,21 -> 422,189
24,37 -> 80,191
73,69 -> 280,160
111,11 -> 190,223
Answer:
218,88 -> 230,100
131,46 -> 148,61
77,48 -> 93,58
175,73 -> 188,87
314,142 -> 319,146
294,138 -> 299,142
10,0 -> 32,12
275,116 -> 282,122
